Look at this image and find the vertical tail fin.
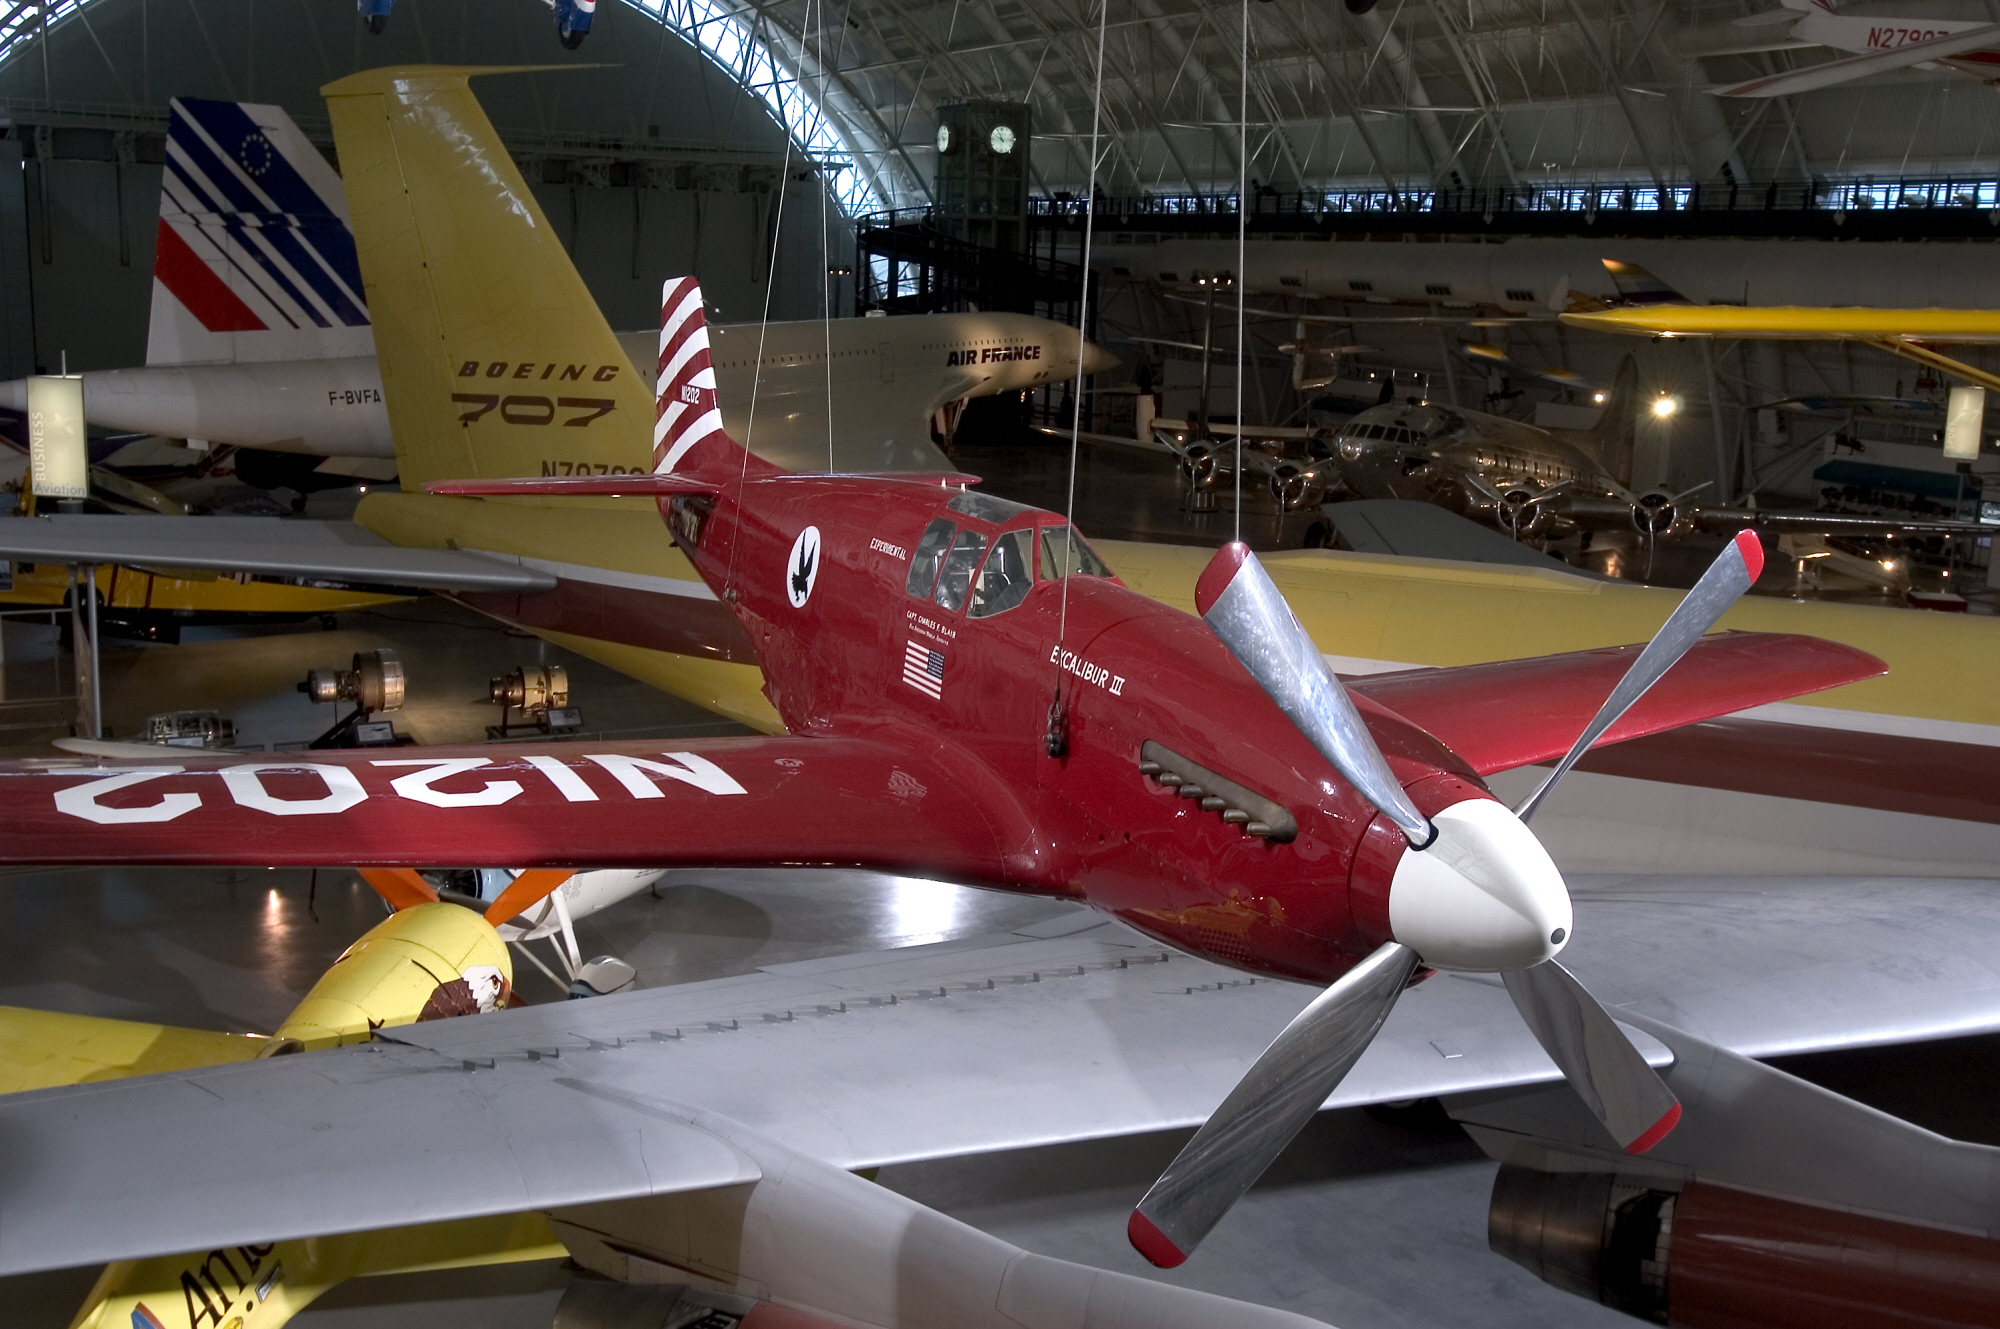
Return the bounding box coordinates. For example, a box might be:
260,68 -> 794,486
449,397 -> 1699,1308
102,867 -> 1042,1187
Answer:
654,277 -> 778,482
322,67 -> 652,487
1600,259 -> 1691,308
1593,354 -> 1641,488
147,98 -> 373,366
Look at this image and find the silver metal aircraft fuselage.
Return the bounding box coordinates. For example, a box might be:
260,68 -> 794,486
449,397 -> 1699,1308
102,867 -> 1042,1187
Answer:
1329,400 -> 1671,541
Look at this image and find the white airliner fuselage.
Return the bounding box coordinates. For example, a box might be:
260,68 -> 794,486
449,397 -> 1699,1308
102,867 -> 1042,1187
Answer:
0,313 -> 1109,472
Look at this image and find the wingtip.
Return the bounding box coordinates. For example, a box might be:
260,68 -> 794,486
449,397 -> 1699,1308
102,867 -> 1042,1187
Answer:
1731,529 -> 1765,582
1127,1209 -> 1187,1268
1194,542 -> 1252,618
1625,1101 -> 1682,1155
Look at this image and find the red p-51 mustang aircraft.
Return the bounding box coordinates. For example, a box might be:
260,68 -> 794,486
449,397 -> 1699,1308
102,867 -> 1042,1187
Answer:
0,278 -> 1881,1268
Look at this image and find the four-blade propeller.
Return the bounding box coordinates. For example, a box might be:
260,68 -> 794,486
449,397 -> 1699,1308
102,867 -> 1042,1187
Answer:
1130,532 -> 1764,1267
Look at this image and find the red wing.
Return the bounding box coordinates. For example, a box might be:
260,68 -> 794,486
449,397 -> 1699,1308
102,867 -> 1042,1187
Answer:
1349,631 -> 1886,777
0,736 -> 1023,884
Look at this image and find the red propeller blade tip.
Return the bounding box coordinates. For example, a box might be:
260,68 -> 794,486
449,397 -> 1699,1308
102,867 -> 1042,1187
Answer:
1731,529 -> 1765,582
1625,1102 -> 1682,1155
1194,542 -> 1252,617
1127,1210 -> 1187,1268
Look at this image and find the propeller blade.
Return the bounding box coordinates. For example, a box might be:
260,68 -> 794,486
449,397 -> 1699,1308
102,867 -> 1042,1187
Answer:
1129,941 -> 1420,1267
1197,543 -> 1434,847
357,867 -> 439,910
1502,959 -> 1680,1152
482,868 -> 578,925
1514,529 -> 1764,822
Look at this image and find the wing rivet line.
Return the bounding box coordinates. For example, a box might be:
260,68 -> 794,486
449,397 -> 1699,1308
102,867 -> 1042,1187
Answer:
467,955 -> 1185,1062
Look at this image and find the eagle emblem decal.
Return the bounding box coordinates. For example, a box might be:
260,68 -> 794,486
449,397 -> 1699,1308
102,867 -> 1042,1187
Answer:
787,526 -> 821,609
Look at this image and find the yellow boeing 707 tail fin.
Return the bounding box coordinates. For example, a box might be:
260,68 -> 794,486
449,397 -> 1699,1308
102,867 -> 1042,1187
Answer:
322,67 -> 653,487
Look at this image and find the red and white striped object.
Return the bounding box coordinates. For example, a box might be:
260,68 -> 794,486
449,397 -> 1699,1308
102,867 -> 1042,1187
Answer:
655,276 -> 729,475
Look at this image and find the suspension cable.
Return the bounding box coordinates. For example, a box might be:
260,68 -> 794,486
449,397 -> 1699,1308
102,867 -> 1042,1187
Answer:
1056,0 -> 1110,655
724,0 -> 805,598
1233,0 -> 1248,544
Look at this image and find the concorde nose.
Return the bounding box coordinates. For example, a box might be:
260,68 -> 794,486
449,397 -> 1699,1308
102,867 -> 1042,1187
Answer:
1082,338 -> 1119,376
1385,797 -> 1571,973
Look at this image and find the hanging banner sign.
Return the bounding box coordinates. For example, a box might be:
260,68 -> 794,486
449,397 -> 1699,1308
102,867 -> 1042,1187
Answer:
1945,385 -> 1986,461
27,375 -> 86,500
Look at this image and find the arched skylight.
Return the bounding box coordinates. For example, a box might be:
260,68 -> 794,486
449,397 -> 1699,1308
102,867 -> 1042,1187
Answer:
633,0 -> 895,217
0,0 -> 906,218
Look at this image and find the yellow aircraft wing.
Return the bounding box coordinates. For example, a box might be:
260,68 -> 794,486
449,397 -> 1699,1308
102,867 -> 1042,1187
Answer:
0,1005 -> 268,1094
1562,305 -> 2000,392
1562,305 -> 2000,342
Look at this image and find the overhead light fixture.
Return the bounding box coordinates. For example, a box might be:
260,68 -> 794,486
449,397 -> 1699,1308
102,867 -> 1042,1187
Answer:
1944,385 -> 1985,459
1651,395 -> 1679,418
1592,392 -> 1606,404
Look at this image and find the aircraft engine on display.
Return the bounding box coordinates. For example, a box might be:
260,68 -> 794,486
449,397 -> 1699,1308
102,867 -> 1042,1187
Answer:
300,647 -> 405,713
1488,1165 -> 2000,1328
299,647 -> 408,747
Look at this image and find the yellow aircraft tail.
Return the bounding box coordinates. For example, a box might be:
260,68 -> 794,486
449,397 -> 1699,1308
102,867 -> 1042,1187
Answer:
321,67 -> 652,488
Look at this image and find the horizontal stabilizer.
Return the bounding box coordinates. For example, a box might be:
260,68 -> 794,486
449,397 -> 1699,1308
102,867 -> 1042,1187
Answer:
0,515 -> 554,593
424,471 -> 983,498
425,474 -> 722,498
1352,630 -> 1885,776
1715,24 -> 2000,98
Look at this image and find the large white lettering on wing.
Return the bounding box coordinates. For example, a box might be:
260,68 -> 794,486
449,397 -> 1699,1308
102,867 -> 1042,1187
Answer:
372,757 -> 524,808
53,767 -> 201,824
221,763 -> 369,816
525,754 -> 599,801
585,752 -> 747,798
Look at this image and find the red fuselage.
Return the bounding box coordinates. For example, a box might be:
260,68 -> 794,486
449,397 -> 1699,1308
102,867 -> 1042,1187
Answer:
666,474 -> 1480,986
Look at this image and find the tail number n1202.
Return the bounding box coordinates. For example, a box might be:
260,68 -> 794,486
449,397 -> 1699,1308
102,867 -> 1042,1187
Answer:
452,394 -> 617,427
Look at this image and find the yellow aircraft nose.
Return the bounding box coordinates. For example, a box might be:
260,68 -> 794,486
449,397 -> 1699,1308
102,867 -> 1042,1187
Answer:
1082,339 -> 1120,376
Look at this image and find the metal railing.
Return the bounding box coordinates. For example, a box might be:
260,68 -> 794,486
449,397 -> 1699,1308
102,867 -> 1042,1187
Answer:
1017,177 -> 2000,221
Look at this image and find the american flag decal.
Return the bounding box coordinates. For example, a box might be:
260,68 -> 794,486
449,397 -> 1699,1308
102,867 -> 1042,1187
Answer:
902,640 -> 946,698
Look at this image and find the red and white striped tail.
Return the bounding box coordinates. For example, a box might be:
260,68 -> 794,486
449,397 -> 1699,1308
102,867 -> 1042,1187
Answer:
654,276 -> 731,475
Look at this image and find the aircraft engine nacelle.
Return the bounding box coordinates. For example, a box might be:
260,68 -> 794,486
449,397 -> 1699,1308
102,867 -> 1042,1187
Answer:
1183,444 -> 1220,487
1632,489 -> 1689,539
1489,1164 -> 2000,1328
269,902 -> 511,1052
1268,463 -> 1317,511
1496,487 -> 1556,539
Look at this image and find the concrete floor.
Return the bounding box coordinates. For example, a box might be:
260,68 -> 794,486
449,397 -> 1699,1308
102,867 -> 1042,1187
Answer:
0,595 -> 753,757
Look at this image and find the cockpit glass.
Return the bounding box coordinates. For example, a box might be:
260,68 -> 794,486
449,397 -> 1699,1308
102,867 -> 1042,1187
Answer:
905,518 -> 957,598
934,530 -> 989,611
970,529 -> 1035,618
1039,524 -> 1113,580
948,491 -> 1038,524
